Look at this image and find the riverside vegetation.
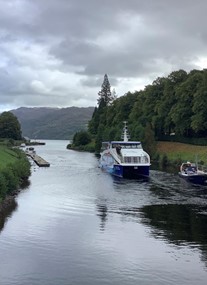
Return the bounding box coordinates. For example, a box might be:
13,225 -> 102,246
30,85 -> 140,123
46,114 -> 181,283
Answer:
0,144 -> 31,202
69,71 -> 207,168
0,112 -> 31,206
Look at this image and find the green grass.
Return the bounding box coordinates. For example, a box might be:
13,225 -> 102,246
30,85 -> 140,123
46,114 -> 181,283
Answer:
0,146 -> 19,169
157,141 -> 207,164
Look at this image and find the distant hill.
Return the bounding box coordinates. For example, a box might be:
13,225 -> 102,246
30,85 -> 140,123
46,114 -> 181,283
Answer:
11,107 -> 94,139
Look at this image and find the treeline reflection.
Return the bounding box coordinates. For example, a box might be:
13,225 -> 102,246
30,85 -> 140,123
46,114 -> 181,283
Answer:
0,198 -> 18,232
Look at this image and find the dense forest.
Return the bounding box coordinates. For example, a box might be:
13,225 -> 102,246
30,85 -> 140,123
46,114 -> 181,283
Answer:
73,69 -> 207,155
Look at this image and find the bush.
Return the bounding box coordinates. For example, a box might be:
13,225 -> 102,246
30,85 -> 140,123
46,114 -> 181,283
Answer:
73,131 -> 91,146
11,158 -> 31,180
152,152 -> 160,163
158,135 -> 207,146
160,154 -> 168,168
0,151 -> 31,200
2,168 -> 19,194
0,172 -> 7,199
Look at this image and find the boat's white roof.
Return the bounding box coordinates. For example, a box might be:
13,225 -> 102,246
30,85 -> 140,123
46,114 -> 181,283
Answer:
121,149 -> 146,156
109,141 -> 141,144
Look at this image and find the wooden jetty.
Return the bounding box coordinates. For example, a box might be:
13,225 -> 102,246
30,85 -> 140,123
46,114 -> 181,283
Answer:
27,153 -> 50,167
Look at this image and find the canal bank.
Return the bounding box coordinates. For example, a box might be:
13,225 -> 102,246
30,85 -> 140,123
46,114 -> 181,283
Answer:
0,145 -> 31,210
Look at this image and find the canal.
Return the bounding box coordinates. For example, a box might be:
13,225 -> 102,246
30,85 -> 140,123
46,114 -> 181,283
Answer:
0,140 -> 207,285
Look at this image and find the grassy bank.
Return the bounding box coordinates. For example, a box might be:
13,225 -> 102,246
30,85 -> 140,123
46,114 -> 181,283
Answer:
157,141 -> 207,165
0,145 -> 31,202
0,146 -> 20,168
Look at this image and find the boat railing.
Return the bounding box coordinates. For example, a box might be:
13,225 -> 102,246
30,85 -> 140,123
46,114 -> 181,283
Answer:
197,164 -> 207,173
110,148 -> 122,164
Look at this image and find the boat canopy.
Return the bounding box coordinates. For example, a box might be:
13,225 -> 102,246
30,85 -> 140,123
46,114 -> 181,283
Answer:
111,141 -> 142,148
111,141 -> 141,144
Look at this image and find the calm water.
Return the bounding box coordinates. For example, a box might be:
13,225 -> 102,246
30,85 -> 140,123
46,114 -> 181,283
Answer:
1,140 -> 207,285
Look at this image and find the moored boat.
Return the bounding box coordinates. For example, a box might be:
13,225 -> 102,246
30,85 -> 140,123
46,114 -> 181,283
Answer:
25,147 -> 36,156
99,122 -> 150,178
178,161 -> 207,185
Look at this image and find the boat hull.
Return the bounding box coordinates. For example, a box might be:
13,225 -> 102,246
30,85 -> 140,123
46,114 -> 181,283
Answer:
102,164 -> 150,179
178,172 -> 207,185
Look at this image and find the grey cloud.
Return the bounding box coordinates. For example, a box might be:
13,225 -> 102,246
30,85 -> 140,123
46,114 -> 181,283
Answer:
1,0 -> 207,110
80,76 -> 118,88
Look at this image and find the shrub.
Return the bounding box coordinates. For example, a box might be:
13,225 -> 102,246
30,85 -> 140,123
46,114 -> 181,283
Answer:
2,168 -> 19,194
11,158 -> 31,180
160,154 -> 168,168
0,172 -> 7,199
73,131 -> 91,146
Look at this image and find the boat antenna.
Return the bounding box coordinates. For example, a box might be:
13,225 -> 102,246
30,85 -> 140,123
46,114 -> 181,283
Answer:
121,121 -> 130,142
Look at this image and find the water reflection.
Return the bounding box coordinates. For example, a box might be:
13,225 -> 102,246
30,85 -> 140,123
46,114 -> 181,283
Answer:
0,198 -> 17,232
20,179 -> 31,189
95,169 -> 207,265
140,204 -> 207,245
96,199 -> 108,231
0,180 -> 30,233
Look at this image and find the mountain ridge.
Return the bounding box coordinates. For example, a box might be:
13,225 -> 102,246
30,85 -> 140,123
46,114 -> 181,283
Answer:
10,106 -> 94,140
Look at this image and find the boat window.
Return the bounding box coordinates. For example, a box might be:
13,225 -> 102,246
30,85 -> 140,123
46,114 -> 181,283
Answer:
124,157 -> 132,163
144,156 -> 148,163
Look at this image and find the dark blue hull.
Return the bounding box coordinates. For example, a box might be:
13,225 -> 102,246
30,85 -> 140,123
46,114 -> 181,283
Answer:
179,172 -> 207,185
112,164 -> 150,179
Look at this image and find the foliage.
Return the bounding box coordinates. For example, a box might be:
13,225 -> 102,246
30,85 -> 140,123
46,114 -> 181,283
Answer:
68,142 -> 95,152
11,156 -> 31,180
0,172 -> 7,199
1,168 -> 19,194
160,154 -> 168,167
73,131 -> 91,146
97,74 -> 115,107
0,145 -> 19,167
0,112 -> 22,140
0,146 -> 31,200
87,69 -> 207,155
142,123 -> 157,156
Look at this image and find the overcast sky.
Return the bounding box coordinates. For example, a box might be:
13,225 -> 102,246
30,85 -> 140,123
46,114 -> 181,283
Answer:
0,0 -> 207,112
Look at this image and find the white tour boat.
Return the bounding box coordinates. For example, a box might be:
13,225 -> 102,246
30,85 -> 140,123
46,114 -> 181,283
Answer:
99,122 -> 150,178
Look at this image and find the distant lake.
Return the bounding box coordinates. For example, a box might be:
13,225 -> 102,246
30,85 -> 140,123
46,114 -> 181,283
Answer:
1,140 -> 207,285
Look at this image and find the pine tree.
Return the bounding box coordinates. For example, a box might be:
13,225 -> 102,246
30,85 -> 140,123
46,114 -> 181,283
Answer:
97,74 -> 114,106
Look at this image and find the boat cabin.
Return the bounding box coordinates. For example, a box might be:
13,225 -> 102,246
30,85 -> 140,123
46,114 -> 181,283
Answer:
111,142 -> 142,149
180,162 -> 197,174
101,141 -> 142,150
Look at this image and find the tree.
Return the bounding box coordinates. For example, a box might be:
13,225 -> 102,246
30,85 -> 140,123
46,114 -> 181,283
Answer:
142,123 -> 157,156
97,74 -> 114,107
170,72 -> 201,136
0,112 -> 22,140
73,131 -> 91,146
88,74 -> 114,136
191,70 -> 207,135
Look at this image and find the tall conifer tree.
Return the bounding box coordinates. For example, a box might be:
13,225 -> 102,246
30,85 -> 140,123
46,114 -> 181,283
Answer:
97,74 -> 113,106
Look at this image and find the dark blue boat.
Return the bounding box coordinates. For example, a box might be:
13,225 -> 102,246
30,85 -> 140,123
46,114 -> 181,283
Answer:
178,162 -> 207,185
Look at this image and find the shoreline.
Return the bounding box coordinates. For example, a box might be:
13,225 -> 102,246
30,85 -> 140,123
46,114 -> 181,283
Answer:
0,189 -> 20,214
0,179 -> 30,214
